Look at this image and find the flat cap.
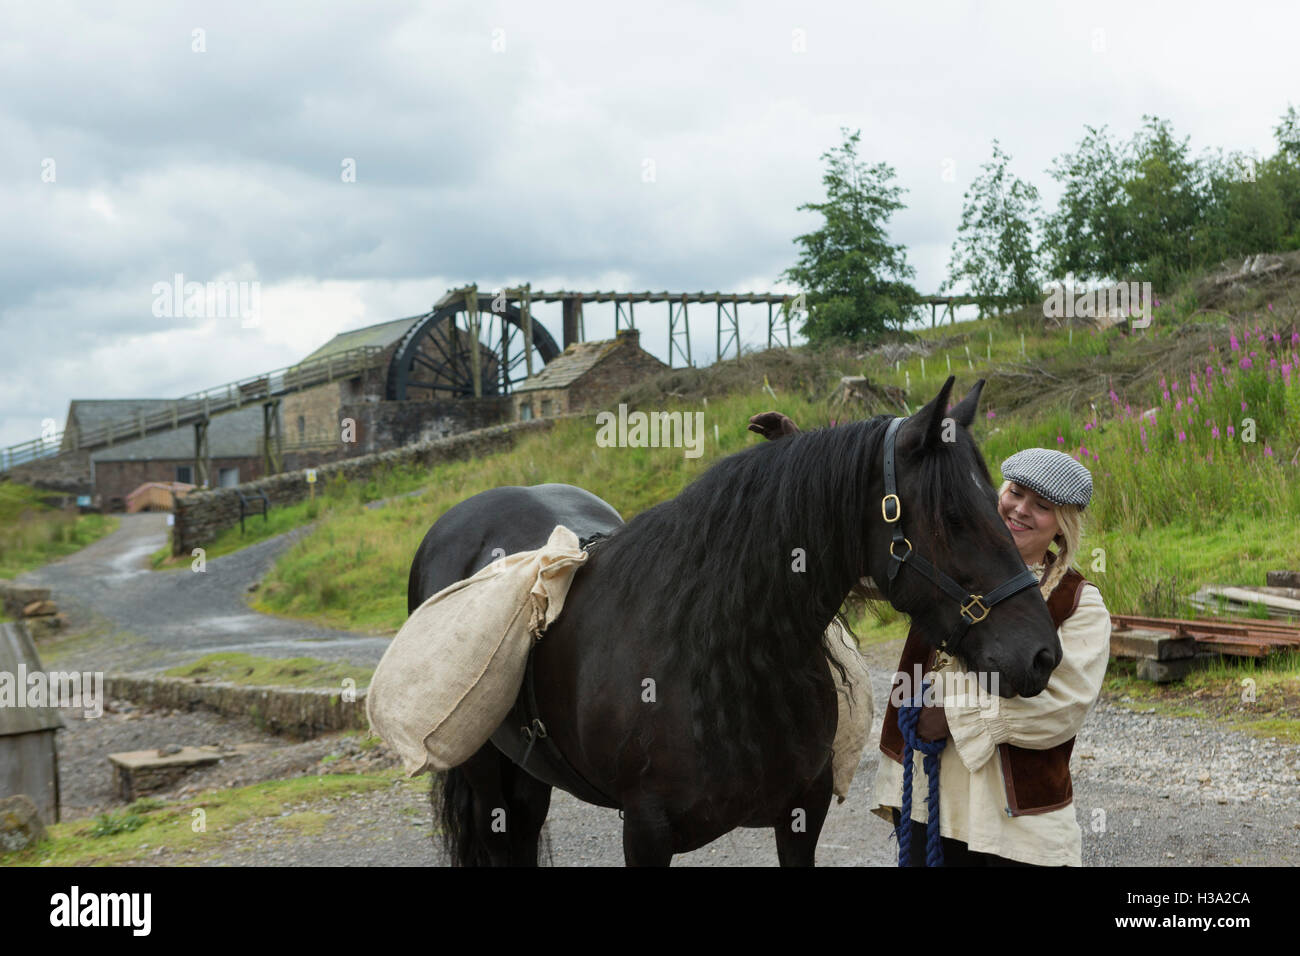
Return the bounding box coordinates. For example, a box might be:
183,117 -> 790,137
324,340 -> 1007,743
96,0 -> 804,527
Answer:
1000,448 -> 1093,509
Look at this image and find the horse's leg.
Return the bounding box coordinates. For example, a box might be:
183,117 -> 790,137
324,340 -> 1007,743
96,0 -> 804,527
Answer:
503,757 -> 553,866
622,798 -> 674,867
773,764 -> 834,867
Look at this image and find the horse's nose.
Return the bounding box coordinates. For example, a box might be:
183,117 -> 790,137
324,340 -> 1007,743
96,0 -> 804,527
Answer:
1034,645 -> 1061,676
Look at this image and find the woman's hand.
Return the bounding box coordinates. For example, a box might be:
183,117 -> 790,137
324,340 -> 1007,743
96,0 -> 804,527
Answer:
748,411 -> 799,440
918,704 -> 949,742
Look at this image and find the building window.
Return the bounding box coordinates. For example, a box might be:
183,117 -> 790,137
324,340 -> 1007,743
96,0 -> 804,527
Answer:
520,403 -> 533,421
540,399 -> 553,416
297,415 -> 306,440
218,467 -> 240,488
176,465 -> 192,484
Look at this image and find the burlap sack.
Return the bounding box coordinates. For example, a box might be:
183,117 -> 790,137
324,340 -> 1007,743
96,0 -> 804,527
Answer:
826,618 -> 873,801
367,524 -> 589,776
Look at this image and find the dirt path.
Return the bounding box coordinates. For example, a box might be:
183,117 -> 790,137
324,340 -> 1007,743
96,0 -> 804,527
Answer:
17,513 -> 391,674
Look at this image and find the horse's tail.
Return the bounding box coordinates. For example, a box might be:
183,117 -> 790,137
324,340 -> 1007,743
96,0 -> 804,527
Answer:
434,765 -> 481,867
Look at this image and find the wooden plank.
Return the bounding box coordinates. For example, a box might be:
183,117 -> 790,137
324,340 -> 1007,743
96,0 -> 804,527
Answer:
1206,586 -> 1300,613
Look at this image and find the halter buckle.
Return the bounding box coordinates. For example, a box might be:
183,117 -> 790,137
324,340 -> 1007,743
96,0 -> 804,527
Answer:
960,596 -> 990,624
881,493 -> 901,523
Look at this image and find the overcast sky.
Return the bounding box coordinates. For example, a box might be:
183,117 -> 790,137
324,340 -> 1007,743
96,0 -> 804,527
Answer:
2,0 -> 1296,448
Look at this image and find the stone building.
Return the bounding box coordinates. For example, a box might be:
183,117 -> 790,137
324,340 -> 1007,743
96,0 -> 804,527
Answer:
81,401 -> 267,511
512,329 -> 667,421
281,314 -> 506,458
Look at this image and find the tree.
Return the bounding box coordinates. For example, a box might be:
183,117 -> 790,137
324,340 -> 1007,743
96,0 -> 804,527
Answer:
941,140 -> 1043,316
1039,124 -> 1132,284
781,129 -> 920,343
1121,116 -> 1207,289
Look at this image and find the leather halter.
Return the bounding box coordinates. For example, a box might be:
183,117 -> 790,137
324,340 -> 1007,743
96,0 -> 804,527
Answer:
880,416 -> 1039,654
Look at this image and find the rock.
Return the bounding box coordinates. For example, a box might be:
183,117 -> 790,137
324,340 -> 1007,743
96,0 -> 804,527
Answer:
1266,570 -> 1300,588
0,583 -> 51,620
157,743 -> 183,756
0,795 -> 48,853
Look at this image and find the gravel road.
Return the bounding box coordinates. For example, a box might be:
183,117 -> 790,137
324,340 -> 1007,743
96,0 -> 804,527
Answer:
48,676 -> 1300,866
18,513 -> 391,673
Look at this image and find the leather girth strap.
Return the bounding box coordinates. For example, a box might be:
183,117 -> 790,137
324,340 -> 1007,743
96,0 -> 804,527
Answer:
512,646 -> 620,809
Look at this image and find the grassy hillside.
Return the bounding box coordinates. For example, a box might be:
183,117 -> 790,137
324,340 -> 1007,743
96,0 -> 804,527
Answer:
0,483 -> 118,579
244,255 -> 1300,643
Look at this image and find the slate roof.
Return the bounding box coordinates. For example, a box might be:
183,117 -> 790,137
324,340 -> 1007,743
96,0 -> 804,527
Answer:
0,622 -> 64,736
85,403 -> 267,462
513,338 -> 628,393
296,315 -> 425,364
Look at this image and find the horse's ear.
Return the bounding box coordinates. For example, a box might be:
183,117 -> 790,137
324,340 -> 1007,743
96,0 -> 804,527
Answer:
947,379 -> 986,429
916,376 -> 957,450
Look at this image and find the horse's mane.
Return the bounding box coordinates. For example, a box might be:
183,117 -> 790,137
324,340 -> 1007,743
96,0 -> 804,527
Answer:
590,411 -> 1005,790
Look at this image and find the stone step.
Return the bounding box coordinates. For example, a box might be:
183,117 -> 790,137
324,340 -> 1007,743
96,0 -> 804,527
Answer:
107,743 -> 265,801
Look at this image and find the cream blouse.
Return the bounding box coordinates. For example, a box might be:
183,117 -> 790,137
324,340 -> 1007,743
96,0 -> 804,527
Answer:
869,574 -> 1112,866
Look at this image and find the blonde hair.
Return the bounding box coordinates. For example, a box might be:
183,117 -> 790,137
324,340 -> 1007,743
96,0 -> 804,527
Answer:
998,480 -> 1084,600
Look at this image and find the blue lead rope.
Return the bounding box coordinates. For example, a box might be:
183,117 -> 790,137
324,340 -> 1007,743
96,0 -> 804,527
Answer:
896,683 -> 946,867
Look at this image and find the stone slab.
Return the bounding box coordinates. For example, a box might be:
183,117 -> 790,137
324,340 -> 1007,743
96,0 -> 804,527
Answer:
1110,629 -> 1197,661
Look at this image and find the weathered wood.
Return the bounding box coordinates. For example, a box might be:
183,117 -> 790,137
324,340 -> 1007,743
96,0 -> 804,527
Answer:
1208,586 -> 1300,612
20,600 -> 58,618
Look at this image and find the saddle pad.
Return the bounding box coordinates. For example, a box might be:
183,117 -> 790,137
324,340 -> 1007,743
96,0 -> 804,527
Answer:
366,524 -> 589,775
826,618 -> 873,801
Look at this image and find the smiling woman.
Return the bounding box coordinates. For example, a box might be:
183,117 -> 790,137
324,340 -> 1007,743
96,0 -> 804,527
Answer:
874,445 -> 1112,867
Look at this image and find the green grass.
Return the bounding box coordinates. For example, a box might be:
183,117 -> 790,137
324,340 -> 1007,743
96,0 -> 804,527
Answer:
1103,652 -> 1300,742
163,651 -> 372,689
251,386 -> 838,633
0,483 -> 119,578
0,773 -> 402,866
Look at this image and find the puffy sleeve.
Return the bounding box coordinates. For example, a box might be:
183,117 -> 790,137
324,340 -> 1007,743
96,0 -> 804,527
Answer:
940,584 -> 1111,773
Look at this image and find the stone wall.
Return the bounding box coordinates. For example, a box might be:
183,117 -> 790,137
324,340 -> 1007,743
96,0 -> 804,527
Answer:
340,398 -> 506,454
281,380 -> 354,447
2,450 -> 93,496
171,416 -> 562,555
104,675 -> 368,738
570,330 -> 669,411
515,389 -> 569,420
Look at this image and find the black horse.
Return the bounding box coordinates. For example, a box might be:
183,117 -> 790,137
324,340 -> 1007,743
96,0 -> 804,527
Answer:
406,376 -> 1061,866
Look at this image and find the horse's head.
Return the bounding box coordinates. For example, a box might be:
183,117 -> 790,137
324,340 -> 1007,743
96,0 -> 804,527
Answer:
863,376 -> 1062,698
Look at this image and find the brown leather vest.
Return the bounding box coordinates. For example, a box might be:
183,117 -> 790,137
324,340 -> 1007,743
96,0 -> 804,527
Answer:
880,557 -> 1091,816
